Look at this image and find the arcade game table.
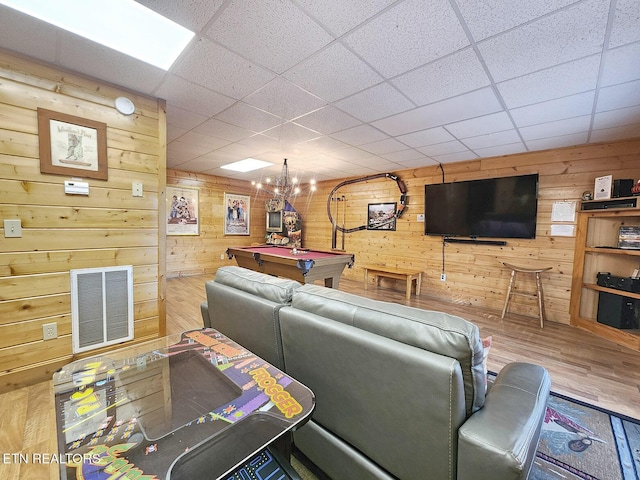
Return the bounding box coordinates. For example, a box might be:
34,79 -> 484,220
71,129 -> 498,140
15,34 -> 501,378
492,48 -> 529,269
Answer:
227,245 -> 354,288
53,328 -> 315,480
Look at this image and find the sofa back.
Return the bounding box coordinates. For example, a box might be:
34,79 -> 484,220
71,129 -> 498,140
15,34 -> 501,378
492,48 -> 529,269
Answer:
279,304 -> 467,480
289,284 -> 486,415
203,266 -> 301,369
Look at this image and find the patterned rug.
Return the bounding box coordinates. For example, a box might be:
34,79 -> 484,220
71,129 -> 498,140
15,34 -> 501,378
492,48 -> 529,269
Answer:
531,391 -> 640,480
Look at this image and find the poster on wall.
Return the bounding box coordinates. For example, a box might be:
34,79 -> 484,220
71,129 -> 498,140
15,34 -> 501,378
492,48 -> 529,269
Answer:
37,108 -> 108,180
367,202 -> 397,230
224,192 -> 250,235
167,186 -> 199,235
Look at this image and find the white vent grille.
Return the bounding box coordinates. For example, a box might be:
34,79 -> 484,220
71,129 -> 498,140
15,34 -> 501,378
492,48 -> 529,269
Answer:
71,266 -> 134,353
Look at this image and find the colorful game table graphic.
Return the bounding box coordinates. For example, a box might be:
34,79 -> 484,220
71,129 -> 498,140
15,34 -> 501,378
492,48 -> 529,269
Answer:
53,328 -> 315,479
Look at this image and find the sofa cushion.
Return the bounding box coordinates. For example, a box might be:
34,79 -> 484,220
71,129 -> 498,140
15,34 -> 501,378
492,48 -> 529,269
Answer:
214,266 -> 301,304
291,284 -> 486,415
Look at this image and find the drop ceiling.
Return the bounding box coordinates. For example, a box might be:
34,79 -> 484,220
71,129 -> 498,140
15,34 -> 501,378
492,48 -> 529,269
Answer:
1,0 -> 638,183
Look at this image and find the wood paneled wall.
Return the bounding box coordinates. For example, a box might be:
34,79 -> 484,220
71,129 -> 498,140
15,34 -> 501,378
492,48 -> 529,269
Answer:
0,50 -> 165,392
166,170 -> 266,277
297,140 -> 640,325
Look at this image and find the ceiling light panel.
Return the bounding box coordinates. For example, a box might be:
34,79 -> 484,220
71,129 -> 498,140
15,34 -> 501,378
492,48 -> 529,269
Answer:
0,0 -> 194,69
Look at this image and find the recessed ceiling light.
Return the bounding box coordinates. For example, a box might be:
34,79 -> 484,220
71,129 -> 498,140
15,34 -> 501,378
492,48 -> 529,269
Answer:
221,158 -> 274,173
0,0 -> 195,70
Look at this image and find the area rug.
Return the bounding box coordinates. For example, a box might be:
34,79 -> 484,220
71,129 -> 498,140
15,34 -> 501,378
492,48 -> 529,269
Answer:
530,391 -> 640,480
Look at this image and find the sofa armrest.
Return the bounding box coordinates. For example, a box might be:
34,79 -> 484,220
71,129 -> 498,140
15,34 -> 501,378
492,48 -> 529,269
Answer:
200,301 -> 211,328
457,362 -> 550,480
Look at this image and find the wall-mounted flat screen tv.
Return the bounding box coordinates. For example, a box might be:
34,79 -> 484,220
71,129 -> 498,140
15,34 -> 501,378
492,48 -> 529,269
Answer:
424,173 -> 539,239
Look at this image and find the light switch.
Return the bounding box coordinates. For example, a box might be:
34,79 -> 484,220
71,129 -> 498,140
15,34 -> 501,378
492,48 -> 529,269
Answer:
4,219 -> 22,238
132,182 -> 143,197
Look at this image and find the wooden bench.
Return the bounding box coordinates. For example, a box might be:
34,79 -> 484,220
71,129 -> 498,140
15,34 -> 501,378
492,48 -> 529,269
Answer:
363,265 -> 422,300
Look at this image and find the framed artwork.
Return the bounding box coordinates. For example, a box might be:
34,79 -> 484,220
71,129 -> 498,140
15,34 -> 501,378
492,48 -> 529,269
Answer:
367,202 -> 397,231
37,108 -> 108,180
224,193 -> 250,235
167,186 -> 199,235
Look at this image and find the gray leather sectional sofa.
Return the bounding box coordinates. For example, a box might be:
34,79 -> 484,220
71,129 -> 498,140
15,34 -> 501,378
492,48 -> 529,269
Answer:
201,266 -> 551,480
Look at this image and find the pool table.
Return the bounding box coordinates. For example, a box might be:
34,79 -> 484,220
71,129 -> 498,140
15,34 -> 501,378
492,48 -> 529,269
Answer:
226,245 -> 354,288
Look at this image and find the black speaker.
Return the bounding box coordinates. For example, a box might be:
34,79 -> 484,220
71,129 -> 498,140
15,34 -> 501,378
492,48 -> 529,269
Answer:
613,179 -> 633,198
597,292 -> 639,329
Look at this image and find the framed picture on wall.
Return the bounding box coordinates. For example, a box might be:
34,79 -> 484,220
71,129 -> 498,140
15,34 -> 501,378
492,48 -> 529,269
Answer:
367,202 -> 397,231
37,108 -> 108,180
167,186 -> 199,235
224,192 -> 250,235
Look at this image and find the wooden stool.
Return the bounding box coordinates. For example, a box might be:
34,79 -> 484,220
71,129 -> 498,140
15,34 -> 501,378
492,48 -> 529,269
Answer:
501,262 -> 552,328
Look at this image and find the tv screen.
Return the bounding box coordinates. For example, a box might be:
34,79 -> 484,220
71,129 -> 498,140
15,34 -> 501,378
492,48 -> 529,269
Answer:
266,211 -> 283,232
424,174 -> 539,239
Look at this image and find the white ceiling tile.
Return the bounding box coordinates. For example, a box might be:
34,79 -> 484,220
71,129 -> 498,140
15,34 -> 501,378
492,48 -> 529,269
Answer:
396,128 -> 456,148
381,149 -> 428,162
359,138 -> 408,155
207,0 -> 333,74
299,136 -> 350,154
418,140 -> 469,156
478,0 -> 609,82
397,157 -> 439,169
593,105 -> 640,130
135,0 -> 224,33
171,38 -> 276,99
344,155 -> 400,168
244,77 -> 326,121
596,80 -> 640,112
157,75 -> 236,117
497,55 -> 601,108
192,118 -> 254,142
284,43 -> 383,102
167,139 -> 212,162
445,112 -> 514,138
600,42 -> 640,87
295,0 -> 396,37
58,32 -> 166,96
174,131 -> 230,150
472,142 -> 528,157
334,83 -> 414,122
215,102 -> 283,132
608,0 -> 640,48
328,147 -> 373,161
463,129 -> 522,149
294,106 -> 361,134
511,91 -> 596,127
167,126 -> 188,142
432,151 -> 479,164
373,87 -> 503,136
261,122 -> 321,144
590,122 -> 640,142
525,132 -> 589,151
331,124 -> 389,145
215,142 -> 270,158
455,0 -> 579,41
166,106 -> 208,130
519,116 -> 592,141
343,0 -> 469,78
392,48 -> 490,106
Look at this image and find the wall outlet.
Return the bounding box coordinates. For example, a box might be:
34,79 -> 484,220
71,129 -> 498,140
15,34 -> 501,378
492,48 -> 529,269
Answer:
440,273 -> 447,281
220,253 -> 225,260
43,322 -> 57,340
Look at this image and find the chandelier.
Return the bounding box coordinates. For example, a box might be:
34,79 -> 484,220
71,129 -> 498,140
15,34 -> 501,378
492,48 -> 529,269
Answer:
251,158 -> 316,201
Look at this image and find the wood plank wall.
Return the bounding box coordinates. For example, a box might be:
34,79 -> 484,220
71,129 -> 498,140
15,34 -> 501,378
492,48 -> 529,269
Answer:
166,170 -> 266,277
297,140 -> 640,325
167,140 -> 638,327
0,49 -> 165,392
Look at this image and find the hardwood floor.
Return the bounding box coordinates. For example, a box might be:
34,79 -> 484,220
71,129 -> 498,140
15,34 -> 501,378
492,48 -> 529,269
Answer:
3,273 -> 640,479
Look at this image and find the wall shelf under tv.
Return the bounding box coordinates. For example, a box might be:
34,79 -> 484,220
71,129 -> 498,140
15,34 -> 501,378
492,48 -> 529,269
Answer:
443,237 -> 507,246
